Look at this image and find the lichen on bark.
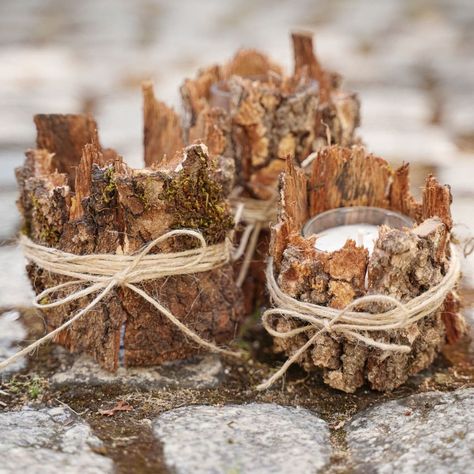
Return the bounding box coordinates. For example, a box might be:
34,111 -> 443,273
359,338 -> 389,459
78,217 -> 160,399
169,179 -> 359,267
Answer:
159,145 -> 234,245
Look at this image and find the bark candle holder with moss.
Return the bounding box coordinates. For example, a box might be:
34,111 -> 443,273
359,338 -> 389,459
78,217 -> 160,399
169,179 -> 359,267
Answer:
11,114 -> 245,372
261,145 -> 466,393
143,31 -> 361,312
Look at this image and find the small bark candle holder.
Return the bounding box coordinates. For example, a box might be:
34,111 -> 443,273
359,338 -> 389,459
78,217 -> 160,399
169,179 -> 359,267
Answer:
143,32 -> 361,312
179,32 -> 360,186
15,114 -> 245,371
264,145 -> 466,393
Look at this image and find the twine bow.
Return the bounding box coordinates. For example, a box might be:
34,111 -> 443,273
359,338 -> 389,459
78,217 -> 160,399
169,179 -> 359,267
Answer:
0,230 -> 240,371
257,245 -> 461,391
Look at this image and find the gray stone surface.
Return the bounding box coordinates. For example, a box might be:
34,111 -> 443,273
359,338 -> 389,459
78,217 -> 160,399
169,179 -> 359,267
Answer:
361,125 -> 457,165
449,198 -> 474,287
0,245 -> 33,308
154,403 -> 331,474
52,352 -> 224,390
0,311 -> 26,375
0,151 -> 21,189
0,190 -> 19,242
439,158 -> 474,197
0,0 -> 470,167
0,406 -> 113,473
347,388 -> 474,474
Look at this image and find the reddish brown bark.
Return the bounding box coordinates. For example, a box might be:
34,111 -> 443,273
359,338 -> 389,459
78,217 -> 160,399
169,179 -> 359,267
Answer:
142,81 -> 184,168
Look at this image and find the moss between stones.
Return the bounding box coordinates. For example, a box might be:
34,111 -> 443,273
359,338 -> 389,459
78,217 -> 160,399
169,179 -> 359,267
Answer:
1,304 -> 473,474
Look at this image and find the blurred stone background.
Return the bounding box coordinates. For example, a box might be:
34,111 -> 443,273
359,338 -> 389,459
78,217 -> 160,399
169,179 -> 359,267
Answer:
1,3 -> 474,472
0,0 -> 473,304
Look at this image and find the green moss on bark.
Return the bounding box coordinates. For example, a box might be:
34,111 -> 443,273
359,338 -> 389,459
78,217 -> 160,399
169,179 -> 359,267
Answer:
159,149 -> 233,244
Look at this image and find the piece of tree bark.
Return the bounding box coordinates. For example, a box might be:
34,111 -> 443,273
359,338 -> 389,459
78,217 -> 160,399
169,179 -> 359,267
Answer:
143,81 -> 184,168
268,145 -> 465,392
17,114 -> 245,371
172,33 -> 360,312
179,34 -> 360,199
141,33 -> 360,311
34,114 -> 99,187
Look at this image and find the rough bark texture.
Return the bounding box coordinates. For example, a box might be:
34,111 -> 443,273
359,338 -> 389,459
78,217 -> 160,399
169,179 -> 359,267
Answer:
142,32 -> 361,313
179,32 -> 360,199
17,114 -> 245,371
269,145 -> 465,392
142,81 -> 184,168
181,34 -> 359,310
34,114 -> 99,187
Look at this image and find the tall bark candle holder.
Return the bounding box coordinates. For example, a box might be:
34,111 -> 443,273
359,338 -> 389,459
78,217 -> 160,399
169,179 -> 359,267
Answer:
265,145 -> 466,393
15,114 -> 245,371
143,32 -> 361,312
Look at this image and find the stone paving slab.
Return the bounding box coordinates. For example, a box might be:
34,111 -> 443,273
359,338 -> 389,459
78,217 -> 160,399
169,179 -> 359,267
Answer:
361,125 -> 457,165
439,157 -> 474,197
0,150 -> 22,188
347,388 -> 474,474
0,311 -> 26,376
0,191 -> 19,242
153,403 -> 331,474
0,406 -> 113,474
52,352 -> 224,390
0,245 -> 33,308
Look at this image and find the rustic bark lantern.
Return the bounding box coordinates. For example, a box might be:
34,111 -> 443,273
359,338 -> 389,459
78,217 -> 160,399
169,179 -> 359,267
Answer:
264,145 -> 466,393
143,32 -> 361,311
15,114 -> 245,371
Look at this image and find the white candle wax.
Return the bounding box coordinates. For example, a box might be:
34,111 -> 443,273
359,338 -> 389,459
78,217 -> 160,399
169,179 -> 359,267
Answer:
314,224 -> 379,254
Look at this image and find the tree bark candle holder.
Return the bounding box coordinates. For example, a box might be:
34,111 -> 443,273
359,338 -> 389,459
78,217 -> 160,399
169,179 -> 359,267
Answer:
180,32 -> 361,179
143,32 -> 361,312
262,145 -> 466,393
13,114 -> 245,372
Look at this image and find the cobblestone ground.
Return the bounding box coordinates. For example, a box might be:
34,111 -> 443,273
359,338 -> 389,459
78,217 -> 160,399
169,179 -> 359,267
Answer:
0,1 -> 473,473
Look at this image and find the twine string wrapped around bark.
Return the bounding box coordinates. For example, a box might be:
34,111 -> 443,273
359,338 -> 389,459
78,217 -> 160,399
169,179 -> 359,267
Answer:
257,245 -> 461,391
231,194 -> 278,287
230,152 -> 325,287
0,229 -> 240,371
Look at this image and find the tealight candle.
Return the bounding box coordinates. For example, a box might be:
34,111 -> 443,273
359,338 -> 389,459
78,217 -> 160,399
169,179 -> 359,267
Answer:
313,223 -> 379,254
302,207 -> 413,255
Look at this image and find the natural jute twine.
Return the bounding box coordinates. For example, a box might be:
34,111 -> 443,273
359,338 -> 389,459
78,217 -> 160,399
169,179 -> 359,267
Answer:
231,193 -> 278,287
0,229 -> 240,371
230,150 -> 322,287
257,244 -> 461,391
